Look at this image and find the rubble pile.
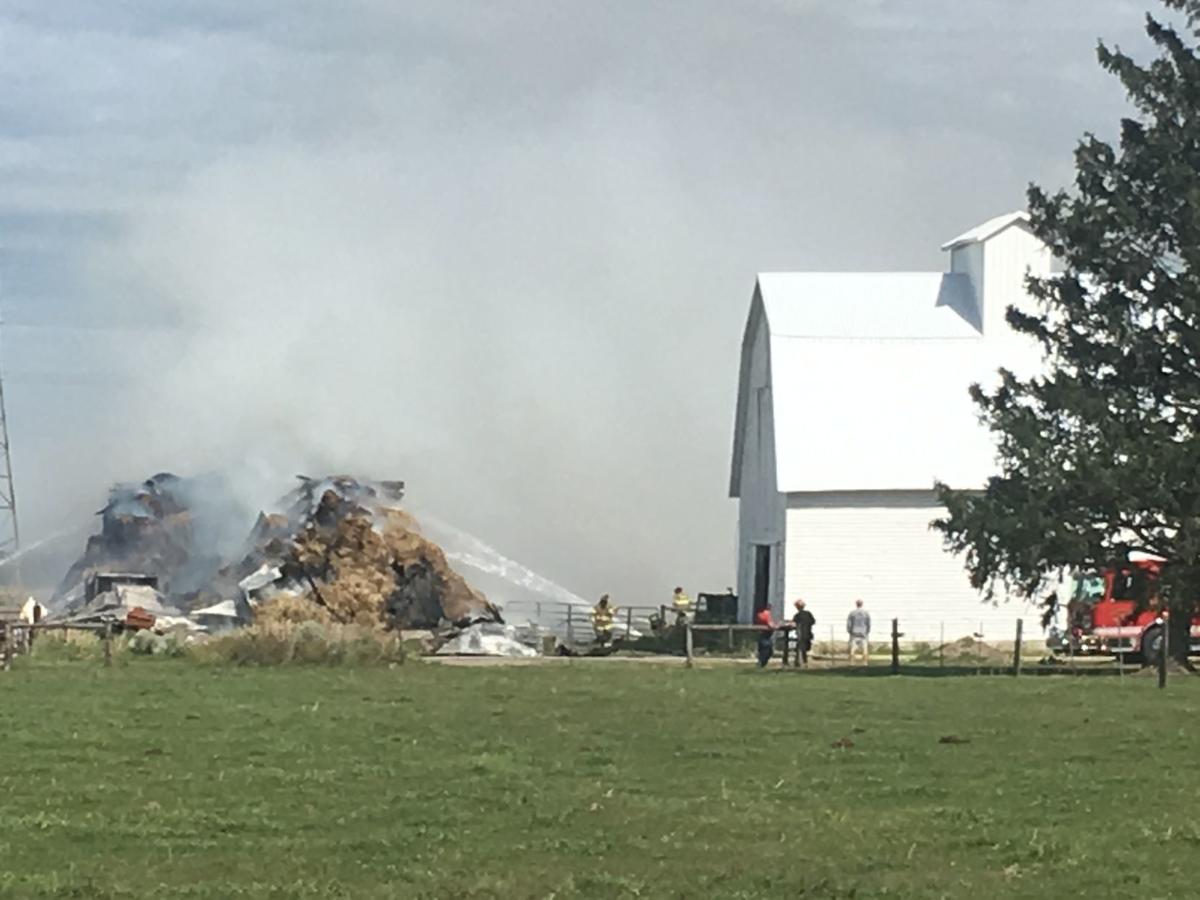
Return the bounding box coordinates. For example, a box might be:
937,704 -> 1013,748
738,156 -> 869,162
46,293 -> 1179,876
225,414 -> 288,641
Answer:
52,472 -> 503,640
228,476 -> 500,630
53,473 -> 233,612
62,573 -> 195,632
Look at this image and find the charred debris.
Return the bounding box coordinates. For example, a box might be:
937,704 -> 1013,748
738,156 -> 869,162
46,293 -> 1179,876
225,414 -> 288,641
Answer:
52,474 -> 502,641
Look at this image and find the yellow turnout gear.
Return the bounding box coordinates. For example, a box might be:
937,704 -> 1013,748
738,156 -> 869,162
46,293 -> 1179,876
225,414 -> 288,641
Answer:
591,602 -> 617,633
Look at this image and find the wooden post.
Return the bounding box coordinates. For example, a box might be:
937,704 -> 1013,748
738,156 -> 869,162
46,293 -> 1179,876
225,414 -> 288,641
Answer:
626,607 -> 633,639
566,605 -> 574,645
1,624 -> 9,672
1012,619 -> 1023,676
103,623 -> 113,668
939,622 -> 944,668
890,619 -> 900,675
1158,616 -> 1168,690
977,623 -> 983,677
685,622 -> 694,668
727,624 -> 734,653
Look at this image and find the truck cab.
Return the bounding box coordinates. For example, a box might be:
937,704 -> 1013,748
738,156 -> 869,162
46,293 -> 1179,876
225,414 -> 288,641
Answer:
1061,560 -> 1200,661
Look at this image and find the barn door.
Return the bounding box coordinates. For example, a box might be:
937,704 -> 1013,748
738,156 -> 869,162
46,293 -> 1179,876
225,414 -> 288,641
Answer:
753,544 -> 771,613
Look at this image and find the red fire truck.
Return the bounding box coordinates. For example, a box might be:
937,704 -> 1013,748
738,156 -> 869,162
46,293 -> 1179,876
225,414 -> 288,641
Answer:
1055,558 -> 1200,661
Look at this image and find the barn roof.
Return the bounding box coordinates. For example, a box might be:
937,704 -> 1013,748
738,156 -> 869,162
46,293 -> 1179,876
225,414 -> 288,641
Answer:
751,278 -> 995,494
940,211 -> 1031,251
730,212 -> 1045,497
755,272 -> 979,339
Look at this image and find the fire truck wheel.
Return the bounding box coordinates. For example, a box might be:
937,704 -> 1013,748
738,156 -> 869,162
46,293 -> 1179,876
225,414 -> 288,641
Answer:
1140,626 -> 1164,667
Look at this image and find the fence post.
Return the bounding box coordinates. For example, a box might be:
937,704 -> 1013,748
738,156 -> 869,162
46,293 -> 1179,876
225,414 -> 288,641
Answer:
1,624 -> 9,672
890,619 -> 900,675
566,606 -> 574,645
976,622 -> 983,677
1012,619 -> 1023,676
939,622 -> 944,668
626,607 -> 633,639
1158,616 -> 1168,690
727,624 -> 734,653
104,623 -> 114,667
829,625 -> 836,666
685,622 -> 694,669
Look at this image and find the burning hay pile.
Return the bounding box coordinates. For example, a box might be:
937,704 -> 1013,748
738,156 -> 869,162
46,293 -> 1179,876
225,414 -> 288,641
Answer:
223,476 -> 500,630
53,473 -> 501,635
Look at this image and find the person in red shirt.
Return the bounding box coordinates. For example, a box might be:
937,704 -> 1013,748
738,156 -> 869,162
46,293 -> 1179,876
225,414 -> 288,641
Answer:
754,606 -> 776,668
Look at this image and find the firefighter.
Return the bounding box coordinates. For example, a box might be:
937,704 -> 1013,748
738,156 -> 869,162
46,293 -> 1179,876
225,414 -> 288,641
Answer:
591,594 -> 617,646
671,586 -> 692,625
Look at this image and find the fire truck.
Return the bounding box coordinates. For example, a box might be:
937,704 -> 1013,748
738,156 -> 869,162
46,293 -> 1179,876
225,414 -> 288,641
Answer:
1053,558 -> 1200,661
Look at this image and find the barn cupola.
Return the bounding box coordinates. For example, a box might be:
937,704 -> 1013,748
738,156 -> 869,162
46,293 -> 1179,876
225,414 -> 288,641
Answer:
940,211 -> 1054,337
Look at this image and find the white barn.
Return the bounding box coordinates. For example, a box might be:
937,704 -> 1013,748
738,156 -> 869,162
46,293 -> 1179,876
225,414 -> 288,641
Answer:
730,212 -> 1055,643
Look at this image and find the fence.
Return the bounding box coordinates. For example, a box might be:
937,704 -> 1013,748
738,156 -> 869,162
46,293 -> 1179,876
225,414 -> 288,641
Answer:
501,599 -> 696,645
682,618 -> 1031,672
0,621 -> 114,672
682,616 -> 1147,676
0,603 -> 1148,679
503,599 -> 1055,658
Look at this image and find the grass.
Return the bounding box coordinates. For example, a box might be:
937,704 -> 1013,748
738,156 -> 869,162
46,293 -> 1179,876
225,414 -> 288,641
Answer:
1,655 -> 1199,899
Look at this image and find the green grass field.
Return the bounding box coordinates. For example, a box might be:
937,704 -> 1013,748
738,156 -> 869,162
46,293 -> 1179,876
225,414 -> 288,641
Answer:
2,656 -> 1198,899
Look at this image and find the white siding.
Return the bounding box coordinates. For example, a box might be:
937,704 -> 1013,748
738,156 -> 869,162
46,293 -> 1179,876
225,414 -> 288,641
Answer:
783,491 -> 1045,643
981,224 -> 1054,340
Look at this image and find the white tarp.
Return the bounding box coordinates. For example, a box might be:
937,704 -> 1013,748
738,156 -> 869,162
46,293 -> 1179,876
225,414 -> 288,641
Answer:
436,622 -> 538,658
192,598 -> 239,619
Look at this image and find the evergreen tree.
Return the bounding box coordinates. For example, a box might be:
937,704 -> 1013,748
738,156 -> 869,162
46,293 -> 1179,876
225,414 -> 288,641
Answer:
934,0 -> 1200,662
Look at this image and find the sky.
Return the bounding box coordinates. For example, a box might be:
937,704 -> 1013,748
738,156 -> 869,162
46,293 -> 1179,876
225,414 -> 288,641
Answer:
0,0 -> 1162,603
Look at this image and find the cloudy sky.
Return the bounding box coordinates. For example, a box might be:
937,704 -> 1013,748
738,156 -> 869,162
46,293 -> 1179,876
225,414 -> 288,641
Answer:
0,0 -> 1159,601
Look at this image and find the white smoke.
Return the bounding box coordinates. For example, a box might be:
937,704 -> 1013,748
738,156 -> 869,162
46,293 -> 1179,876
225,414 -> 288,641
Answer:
80,106 -> 741,606
4,0 -> 1149,604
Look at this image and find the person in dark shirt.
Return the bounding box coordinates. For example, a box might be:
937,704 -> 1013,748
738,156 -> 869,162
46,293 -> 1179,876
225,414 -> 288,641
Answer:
791,599 -> 816,667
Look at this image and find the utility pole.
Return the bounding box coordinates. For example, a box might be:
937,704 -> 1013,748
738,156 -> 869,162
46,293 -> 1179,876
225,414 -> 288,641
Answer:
0,303 -> 20,570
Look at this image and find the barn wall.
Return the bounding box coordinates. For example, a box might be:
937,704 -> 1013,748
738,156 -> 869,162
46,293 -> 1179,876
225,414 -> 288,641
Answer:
981,225 -> 1054,340
782,490 -> 1044,643
735,309 -> 786,622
